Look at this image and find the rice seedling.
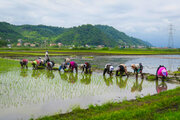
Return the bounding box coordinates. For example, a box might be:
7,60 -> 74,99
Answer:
0,57 -> 180,120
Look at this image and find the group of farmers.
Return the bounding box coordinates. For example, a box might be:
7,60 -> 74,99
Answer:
20,51 -> 168,80
103,63 -> 168,80
21,51 -> 55,70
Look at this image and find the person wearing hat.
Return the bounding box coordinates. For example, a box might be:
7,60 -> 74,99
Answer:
59,62 -> 69,72
20,59 -> 28,69
116,64 -> 128,76
156,65 -> 168,80
103,63 -> 114,76
131,63 -> 143,78
32,59 -> 40,69
69,61 -> 78,73
81,62 -> 91,74
38,57 -> 42,65
45,51 -> 50,63
65,58 -> 70,63
47,61 -> 55,70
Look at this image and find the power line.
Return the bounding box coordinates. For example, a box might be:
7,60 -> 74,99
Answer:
168,24 -> 174,48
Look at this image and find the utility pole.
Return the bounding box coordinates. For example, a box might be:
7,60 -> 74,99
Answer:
44,40 -> 47,49
168,24 -> 174,48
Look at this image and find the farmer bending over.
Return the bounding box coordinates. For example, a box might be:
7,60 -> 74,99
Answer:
81,62 -> 91,74
156,65 -> 168,80
32,59 -> 40,69
47,61 -> 55,70
59,62 -> 69,72
103,63 -> 114,76
69,61 -> 78,73
116,64 -> 128,76
131,63 -> 144,79
20,59 -> 28,69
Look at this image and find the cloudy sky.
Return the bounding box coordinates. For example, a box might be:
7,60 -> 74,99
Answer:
0,0 -> 180,47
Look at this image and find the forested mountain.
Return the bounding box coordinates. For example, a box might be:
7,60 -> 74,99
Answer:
95,25 -> 151,46
0,22 -> 151,47
55,24 -> 117,47
0,22 -> 23,42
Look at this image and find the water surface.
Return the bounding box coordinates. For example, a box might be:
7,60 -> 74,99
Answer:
0,69 -> 179,120
1,55 -> 180,120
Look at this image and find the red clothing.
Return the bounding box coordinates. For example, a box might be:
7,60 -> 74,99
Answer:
22,59 -> 28,63
35,59 -> 40,65
85,62 -> 90,68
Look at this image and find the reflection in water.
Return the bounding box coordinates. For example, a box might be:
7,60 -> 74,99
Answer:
59,72 -> 78,83
103,75 -> 113,86
0,68 -> 179,120
116,76 -> 128,89
31,70 -> 41,79
80,74 -> 92,85
168,56 -> 173,71
68,73 -> 78,84
131,77 -> 144,92
156,80 -> 167,93
46,71 -> 55,79
59,72 -> 68,81
20,69 -> 28,77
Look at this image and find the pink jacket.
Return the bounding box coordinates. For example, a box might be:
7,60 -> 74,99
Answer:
157,67 -> 168,77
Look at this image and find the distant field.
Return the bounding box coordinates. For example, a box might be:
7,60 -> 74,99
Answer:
0,48 -> 180,56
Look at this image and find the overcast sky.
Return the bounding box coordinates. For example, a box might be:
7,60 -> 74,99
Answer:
0,0 -> 179,47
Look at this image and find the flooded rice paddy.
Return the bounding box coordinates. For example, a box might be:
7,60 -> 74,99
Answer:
0,55 -> 180,120
17,55 -> 180,73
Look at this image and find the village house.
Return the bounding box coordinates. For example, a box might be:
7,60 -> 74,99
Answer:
58,43 -> 63,47
85,44 -> 90,48
30,44 -> 36,47
130,45 -> 136,48
7,44 -> 11,48
137,45 -> 145,48
24,42 -> 31,46
17,43 -> 21,46
97,45 -> 104,48
50,43 -> 57,46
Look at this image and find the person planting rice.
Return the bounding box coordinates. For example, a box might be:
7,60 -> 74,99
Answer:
116,64 -> 128,77
40,59 -> 46,66
156,65 -> 168,80
131,63 -> 144,79
81,62 -> 92,74
65,58 -> 70,63
45,51 -> 50,63
32,59 -> 40,69
69,61 -> 78,73
47,61 -> 55,70
20,59 -> 28,69
38,57 -> 42,63
103,63 -> 114,76
59,62 -> 69,72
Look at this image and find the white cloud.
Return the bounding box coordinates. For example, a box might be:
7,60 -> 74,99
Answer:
0,0 -> 180,47
144,27 -> 159,33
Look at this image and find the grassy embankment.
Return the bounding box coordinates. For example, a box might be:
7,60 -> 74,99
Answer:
0,57 -> 20,73
37,87 -> 180,120
0,48 -> 180,56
